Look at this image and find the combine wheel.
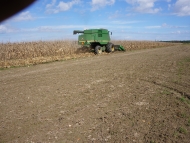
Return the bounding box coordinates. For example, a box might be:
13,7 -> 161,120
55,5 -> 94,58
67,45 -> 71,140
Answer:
95,45 -> 102,55
106,42 -> 115,53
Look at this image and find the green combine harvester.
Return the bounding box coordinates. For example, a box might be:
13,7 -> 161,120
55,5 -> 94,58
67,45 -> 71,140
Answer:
73,29 -> 125,54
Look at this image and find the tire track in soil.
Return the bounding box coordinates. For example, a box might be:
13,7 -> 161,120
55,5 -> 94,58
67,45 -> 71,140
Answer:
142,79 -> 190,99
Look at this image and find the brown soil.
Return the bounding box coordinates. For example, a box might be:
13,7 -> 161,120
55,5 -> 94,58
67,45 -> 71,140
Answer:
0,45 -> 190,143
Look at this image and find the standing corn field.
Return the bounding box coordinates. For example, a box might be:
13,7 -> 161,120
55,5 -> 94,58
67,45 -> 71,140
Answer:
0,40 -> 179,68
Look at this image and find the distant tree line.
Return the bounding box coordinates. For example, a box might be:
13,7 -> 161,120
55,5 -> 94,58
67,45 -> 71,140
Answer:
158,40 -> 190,44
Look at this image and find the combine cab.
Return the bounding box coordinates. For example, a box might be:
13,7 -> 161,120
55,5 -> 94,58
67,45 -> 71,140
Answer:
73,29 -> 125,55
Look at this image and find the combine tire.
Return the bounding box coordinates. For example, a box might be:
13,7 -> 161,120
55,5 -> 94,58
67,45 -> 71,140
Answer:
106,42 -> 115,53
95,45 -> 102,55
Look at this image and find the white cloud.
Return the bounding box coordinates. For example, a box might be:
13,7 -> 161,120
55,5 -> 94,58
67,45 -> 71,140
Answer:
13,11 -> 34,21
46,0 -> 58,13
171,30 -> 190,34
91,0 -> 115,11
172,0 -> 190,16
46,0 -> 80,13
0,25 -> 17,33
126,0 -> 161,14
145,25 -> 161,29
111,20 -> 142,24
168,4 -> 171,10
0,25 -> 7,33
46,0 -> 56,9
58,0 -> 79,11
145,23 -> 188,29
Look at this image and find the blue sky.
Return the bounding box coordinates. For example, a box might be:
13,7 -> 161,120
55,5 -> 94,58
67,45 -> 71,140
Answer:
0,0 -> 190,42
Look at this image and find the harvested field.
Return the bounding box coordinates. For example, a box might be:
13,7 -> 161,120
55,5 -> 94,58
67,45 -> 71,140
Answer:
0,40 -> 178,68
0,44 -> 190,142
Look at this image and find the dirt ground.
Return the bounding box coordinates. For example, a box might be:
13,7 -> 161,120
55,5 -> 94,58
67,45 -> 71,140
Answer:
0,44 -> 190,143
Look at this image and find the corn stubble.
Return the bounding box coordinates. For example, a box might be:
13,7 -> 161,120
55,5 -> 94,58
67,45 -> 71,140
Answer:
0,40 -> 177,68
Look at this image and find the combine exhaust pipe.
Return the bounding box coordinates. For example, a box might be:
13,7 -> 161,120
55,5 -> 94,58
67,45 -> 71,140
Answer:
73,30 -> 84,35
